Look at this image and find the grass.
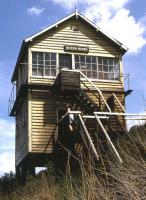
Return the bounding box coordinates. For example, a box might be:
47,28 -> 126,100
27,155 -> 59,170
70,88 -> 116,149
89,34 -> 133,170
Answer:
0,124 -> 146,200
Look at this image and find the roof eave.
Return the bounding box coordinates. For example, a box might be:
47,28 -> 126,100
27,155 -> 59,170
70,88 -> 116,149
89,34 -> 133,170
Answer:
12,11 -> 128,83
25,11 -> 128,53
25,12 -> 76,43
77,12 -> 128,53
11,40 -> 26,82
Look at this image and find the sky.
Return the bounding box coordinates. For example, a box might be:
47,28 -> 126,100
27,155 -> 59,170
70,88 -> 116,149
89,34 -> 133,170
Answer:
0,0 -> 146,176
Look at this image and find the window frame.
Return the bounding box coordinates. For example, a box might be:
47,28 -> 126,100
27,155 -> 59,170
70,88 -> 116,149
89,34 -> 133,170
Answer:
31,51 -> 121,82
32,51 -> 57,77
74,54 -> 120,81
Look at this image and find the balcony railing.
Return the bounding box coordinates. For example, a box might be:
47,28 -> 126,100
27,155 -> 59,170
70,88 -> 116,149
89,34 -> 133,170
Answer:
8,85 -> 16,116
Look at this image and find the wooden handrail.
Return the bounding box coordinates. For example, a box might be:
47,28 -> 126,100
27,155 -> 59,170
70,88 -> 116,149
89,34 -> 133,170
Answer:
113,93 -> 126,113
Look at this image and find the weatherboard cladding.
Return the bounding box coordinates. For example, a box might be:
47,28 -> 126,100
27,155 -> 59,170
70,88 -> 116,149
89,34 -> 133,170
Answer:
14,11 -> 126,166
15,98 -> 28,166
30,18 -> 120,55
11,11 -> 127,82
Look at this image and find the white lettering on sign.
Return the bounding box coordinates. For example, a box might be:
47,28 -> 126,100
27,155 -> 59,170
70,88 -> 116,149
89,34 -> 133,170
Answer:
64,45 -> 89,53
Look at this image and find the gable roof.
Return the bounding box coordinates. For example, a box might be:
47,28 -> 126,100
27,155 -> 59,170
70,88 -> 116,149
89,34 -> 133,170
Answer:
11,10 -> 128,82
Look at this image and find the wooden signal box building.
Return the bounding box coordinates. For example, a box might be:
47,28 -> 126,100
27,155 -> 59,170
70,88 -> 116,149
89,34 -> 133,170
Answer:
9,11 -> 130,177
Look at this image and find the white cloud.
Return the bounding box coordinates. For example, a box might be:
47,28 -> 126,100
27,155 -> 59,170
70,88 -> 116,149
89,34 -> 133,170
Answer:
52,0 -> 146,53
0,152 -> 15,176
95,9 -> 146,54
27,7 -> 45,16
126,111 -> 146,130
0,119 -> 15,176
0,119 -> 15,138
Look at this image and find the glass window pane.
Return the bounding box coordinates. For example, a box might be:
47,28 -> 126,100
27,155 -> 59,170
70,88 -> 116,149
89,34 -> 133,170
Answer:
115,73 -> 119,80
98,64 -> 102,71
98,72 -> 104,79
75,55 -> 79,62
109,66 -> 114,72
32,68 -> 37,76
51,69 -> 56,76
92,64 -> 97,70
75,63 -> 80,69
38,53 -> 43,61
45,61 -> 50,66
80,56 -> 85,63
32,52 -> 37,60
51,60 -> 56,66
93,71 -> 97,79
87,71 -> 92,78
45,53 -> 50,60
103,65 -> 108,72
38,60 -> 43,65
104,73 -> 109,80
108,73 -> 114,80
98,57 -> 103,64
80,64 -> 86,70
86,56 -> 91,63
103,58 -> 108,65
114,64 -> 119,72
32,60 -> 37,65
108,59 -> 113,65
45,68 -> 50,76
92,57 -> 96,64
51,53 -> 56,60
38,68 -> 43,76
86,63 -> 91,70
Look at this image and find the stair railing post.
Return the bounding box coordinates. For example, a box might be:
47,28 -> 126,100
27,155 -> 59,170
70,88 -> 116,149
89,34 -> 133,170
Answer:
94,114 -> 122,163
78,113 -> 99,160
113,93 -> 126,113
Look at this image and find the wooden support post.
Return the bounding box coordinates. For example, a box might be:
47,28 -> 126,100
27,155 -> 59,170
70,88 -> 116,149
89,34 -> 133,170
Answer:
95,114 -> 122,163
28,166 -> 35,177
16,166 -> 21,184
78,114 -> 99,160
21,164 -> 27,185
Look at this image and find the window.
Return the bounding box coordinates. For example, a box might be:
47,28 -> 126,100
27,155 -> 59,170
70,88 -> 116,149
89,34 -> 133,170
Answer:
75,55 -> 98,78
32,52 -> 56,76
59,54 -> 72,69
75,55 -> 120,80
98,57 -> 120,80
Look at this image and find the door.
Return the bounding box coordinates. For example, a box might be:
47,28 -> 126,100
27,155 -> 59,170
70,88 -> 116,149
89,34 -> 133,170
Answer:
59,54 -> 72,69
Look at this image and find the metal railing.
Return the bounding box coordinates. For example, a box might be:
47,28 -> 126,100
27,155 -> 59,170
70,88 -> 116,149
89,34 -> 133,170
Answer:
8,85 -> 16,116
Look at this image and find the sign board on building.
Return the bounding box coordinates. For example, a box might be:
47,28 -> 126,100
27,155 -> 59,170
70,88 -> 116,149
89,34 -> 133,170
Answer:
64,45 -> 89,53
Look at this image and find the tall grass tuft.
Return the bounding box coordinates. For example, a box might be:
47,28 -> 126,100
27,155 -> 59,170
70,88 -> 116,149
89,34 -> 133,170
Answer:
0,124 -> 146,200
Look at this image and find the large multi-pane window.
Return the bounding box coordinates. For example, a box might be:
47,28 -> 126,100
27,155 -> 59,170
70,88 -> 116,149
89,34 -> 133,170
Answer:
75,55 -> 98,79
75,55 -> 120,80
98,57 -> 120,80
32,52 -> 56,76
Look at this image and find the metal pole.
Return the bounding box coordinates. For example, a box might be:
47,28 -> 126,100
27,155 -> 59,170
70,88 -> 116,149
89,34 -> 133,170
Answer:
95,114 -> 122,163
94,112 -> 146,117
126,118 -> 146,120
78,114 -> 99,160
83,115 -> 109,119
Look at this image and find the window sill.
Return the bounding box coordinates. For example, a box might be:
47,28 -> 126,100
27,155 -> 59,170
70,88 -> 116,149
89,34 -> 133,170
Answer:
81,78 -> 121,83
30,75 -> 122,83
31,76 -> 56,79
